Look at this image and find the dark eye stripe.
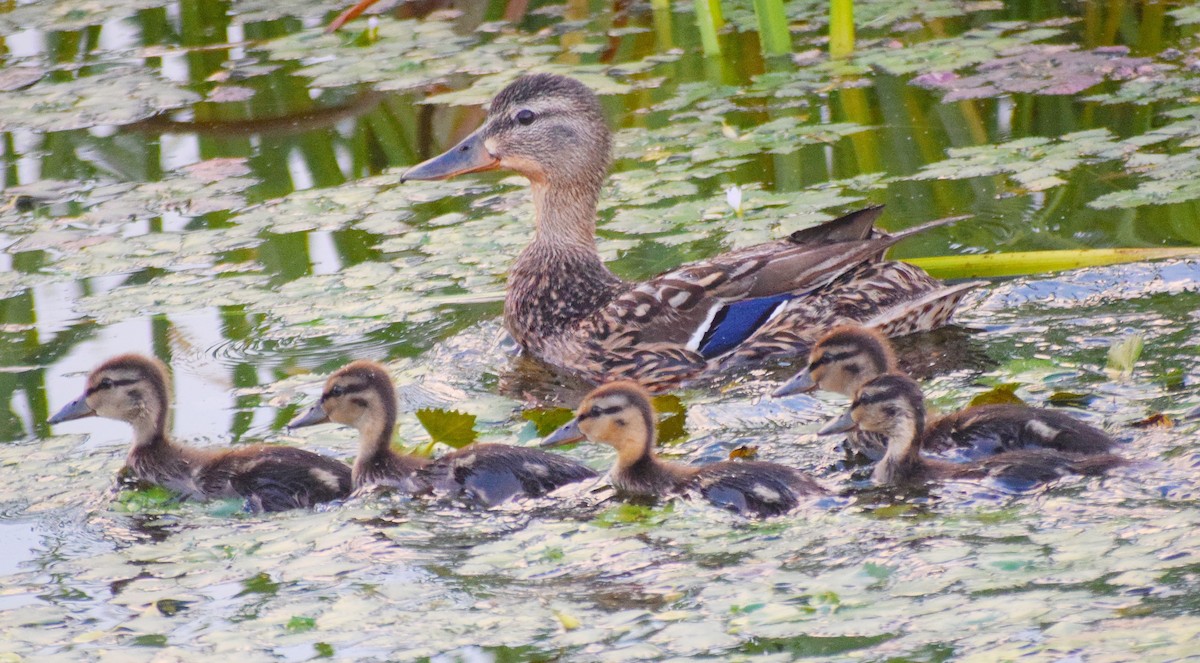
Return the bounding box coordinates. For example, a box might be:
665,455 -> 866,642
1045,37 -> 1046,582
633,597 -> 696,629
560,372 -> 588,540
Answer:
580,404 -> 623,420
322,382 -> 370,401
853,388 -> 906,408
86,378 -> 138,396
809,350 -> 858,370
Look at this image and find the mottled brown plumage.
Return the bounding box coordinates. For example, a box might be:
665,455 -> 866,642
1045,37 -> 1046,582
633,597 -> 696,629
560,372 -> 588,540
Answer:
48,354 -> 351,512
403,73 -> 981,392
822,374 -> 1126,487
289,360 -> 596,504
543,381 -> 826,517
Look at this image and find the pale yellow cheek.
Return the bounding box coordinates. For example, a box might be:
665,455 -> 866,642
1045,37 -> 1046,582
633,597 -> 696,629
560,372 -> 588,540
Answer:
499,155 -> 547,182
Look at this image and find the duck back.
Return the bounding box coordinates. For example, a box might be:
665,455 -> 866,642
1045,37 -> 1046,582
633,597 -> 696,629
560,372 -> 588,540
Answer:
925,405 -> 1115,459
424,443 -> 597,505
200,446 -> 352,513
691,461 -> 826,518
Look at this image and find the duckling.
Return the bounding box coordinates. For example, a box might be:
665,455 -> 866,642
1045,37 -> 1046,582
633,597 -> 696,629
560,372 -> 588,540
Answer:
778,325 -> 1116,460
403,72 -> 980,391
541,381 -> 826,517
48,354 -> 351,513
287,360 -> 597,504
820,374 -> 1126,487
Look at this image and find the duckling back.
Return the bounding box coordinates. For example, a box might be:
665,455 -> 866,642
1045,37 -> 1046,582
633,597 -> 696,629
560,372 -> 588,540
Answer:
423,443 -> 597,506
925,404 -> 1116,460
201,446 -> 352,513
691,461 -> 827,518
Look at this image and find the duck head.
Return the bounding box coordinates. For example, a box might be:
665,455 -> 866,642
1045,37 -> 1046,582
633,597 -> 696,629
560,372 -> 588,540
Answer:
542,381 -> 655,465
402,73 -> 611,193
289,360 -> 397,454
819,373 -> 926,456
775,325 -> 897,398
49,354 -> 171,446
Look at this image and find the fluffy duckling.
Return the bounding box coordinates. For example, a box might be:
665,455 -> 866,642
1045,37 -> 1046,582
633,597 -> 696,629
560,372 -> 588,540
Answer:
48,354 -> 351,512
778,325 -> 1115,460
542,381 -> 826,517
821,374 -> 1126,487
775,325 -> 897,398
288,360 -> 597,504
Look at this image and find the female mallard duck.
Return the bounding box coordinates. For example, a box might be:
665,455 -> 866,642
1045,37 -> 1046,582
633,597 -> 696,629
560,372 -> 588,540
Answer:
779,325 -> 1116,460
287,360 -> 596,504
48,354 -> 351,512
541,381 -> 825,517
402,73 -> 980,391
820,374 -> 1126,487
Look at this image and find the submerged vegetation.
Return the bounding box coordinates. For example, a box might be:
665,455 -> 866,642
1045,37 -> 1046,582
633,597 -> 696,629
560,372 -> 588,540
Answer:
0,0 -> 1199,660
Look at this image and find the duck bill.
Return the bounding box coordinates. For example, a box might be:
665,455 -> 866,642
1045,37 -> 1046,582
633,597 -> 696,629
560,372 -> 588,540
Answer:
288,403 -> 330,429
540,418 -> 585,448
401,129 -> 499,182
818,411 -> 857,435
773,368 -> 817,397
49,395 -> 95,425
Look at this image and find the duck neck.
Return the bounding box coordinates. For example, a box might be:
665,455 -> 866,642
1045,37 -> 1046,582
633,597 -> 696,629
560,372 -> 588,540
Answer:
872,419 -> 924,484
505,180 -> 622,350
529,179 -> 601,251
353,409 -> 400,483
611,431 -> 696,495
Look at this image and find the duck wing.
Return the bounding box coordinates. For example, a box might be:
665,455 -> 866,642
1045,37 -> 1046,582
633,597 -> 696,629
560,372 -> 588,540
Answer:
925,405 -> 1115,458
691,461 -> 825,518
423,443 -> 597,505
202,446 -> 352,513
599,215 -> 959,360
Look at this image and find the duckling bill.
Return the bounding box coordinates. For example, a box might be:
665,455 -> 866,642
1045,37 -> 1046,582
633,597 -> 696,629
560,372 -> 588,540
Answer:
542,381 -> 825,517
403,73 -> 979,391
288,360 -> 596,504
821,374 -> 1127,487
49,354 -> 350,513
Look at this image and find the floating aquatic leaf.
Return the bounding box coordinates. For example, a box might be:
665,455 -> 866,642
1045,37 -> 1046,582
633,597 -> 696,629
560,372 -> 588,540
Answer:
522,408 -> 575,437
1047,392 -> 1095,407
911,45 -> 1154,101
969,384 -> 1024,407
1106,334 -> 1144,380
286,616 -> 317,633
1132,413 -> 1173,429
0,66 -> 199,132
415,408 -> 478,449
729,445 -> 759,460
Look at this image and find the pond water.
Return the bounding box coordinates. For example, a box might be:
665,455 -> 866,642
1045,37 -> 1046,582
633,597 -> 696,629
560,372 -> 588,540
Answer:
2,0 -> 1200,660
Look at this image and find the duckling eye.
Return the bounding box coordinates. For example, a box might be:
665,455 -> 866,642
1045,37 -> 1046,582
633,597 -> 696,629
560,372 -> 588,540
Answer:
516,109 -> 536,126
98,378 -> 114,390
328,386 -> 345,398
882,406 -> 898,417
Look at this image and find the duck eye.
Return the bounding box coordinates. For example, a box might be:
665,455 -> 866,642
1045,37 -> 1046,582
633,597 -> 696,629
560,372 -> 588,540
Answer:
882,406 -> 898,417
98,378 -> 114,390
329,386 -> 344,398
516,109 -> 535,126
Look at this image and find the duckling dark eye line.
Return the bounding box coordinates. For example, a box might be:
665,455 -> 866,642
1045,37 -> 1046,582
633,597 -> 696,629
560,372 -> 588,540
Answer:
809,350 -> 857,369
854,389 -> 903,407
86,378 -> 138,395
322,383 -> 370,401
579,404 -> 623,420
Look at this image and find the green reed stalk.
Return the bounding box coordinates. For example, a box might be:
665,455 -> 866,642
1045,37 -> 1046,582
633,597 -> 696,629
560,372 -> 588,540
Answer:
829,0 -> 854,58
753,0 -> 791,55
693,0 -> 724,56
905,247 -> 1200,280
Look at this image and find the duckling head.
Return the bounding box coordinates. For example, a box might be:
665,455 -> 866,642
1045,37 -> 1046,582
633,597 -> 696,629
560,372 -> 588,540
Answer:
775,325 -> 897,398
289,360 -> 396,452
403,73 -> 611,193
820,373 -> 925,457
542,381 -> 656,464
49,353 -> 171,445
